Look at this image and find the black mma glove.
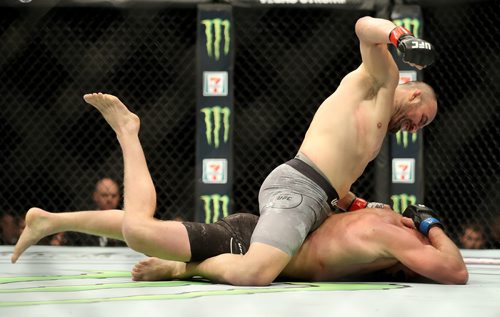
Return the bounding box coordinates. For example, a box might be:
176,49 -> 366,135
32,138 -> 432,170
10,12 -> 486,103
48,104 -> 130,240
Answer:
389,26 -> 435,68
402,204 -> 443,236
348,197 -> 387,211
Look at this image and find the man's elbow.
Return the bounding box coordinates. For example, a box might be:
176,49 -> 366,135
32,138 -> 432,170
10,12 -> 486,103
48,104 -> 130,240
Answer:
444,264 -> 469,285
452,267 -> 469,285
354,16 -> 372,40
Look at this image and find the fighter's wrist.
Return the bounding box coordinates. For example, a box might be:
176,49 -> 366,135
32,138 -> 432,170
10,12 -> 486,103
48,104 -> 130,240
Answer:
348,197 -> 368,211
419,218 -> 444,236
389,26 -> 412,47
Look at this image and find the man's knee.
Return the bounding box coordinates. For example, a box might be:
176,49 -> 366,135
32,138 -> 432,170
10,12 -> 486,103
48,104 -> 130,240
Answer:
226,243 -> 290,286
121,218 -> 149,252
221,262 -> 276,286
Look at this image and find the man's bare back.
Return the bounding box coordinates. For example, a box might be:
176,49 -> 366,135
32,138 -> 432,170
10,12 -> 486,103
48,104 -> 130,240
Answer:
282,209 -> 417,281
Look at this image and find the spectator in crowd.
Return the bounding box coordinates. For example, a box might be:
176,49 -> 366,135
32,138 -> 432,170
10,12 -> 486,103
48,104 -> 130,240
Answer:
62,177 -> 126,247
0,212 -> 21,245
458,221 -> 486,249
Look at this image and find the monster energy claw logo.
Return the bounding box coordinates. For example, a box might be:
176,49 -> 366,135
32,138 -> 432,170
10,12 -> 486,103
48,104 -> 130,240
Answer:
201,194 -> 230,223
201,106 -> 230,148
395,131 -> 417,148
391,193 -> 417,213
202,19 -> 230,61
393,18 -> 420,39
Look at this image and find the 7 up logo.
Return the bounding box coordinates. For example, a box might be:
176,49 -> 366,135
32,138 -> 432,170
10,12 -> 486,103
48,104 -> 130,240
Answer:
201,194 -> 230,223
201,106 -> 231,148
395,131 -> 417,149
201,19 -> 230,61
391,193 -> 417,213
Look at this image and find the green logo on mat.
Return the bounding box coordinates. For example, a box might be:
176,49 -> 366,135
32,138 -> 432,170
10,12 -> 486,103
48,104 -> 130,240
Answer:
0,271 -> 406,307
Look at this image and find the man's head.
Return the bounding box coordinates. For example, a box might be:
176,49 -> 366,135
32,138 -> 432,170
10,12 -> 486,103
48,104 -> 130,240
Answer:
459,223 -> 485,249
93,177 -> 120,210
389,81 -> 438,133
0,212 -> 20,244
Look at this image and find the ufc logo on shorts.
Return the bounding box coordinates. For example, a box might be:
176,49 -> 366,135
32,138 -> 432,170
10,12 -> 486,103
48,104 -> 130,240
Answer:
412,41 -> 432,50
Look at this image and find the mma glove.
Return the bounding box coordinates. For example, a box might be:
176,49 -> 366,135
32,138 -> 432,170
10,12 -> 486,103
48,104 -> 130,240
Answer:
402,204 -> 444,236
389,26 -> 436,68
348,197 -> 387,211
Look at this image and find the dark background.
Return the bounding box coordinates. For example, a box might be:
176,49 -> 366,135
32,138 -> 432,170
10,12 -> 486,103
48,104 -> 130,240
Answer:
0,0 -> 498,246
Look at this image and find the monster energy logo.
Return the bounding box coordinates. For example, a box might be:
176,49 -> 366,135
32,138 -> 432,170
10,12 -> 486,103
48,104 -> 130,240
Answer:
201,106 -> 231,148
201,19 -> 230,61
395,131 -> 417,148
201,194 -> 230,223
391,193 -> 417,213
393,18 -> 420,39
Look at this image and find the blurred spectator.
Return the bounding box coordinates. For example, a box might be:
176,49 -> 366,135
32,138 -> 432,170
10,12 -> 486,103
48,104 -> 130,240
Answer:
458,221 -> 486,249
0,212 -> 21,245
62,177 -> 126,247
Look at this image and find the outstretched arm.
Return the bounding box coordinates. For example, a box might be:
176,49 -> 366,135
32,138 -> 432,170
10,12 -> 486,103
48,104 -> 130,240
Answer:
355,16 -> 435,86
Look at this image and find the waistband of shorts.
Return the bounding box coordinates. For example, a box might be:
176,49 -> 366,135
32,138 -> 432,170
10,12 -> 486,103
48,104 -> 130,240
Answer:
285,158 -> 339,209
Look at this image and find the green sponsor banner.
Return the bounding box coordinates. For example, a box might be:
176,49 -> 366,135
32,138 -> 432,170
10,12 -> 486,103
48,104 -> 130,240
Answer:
391,193 -> 418,213
200,193 -> 230,223
389,4 -> 424,209
201,18 -> 231,61
200,105 -> 231,149
196,4 -> 234,223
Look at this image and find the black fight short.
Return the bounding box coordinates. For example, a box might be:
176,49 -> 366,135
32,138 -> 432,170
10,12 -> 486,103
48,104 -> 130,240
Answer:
182,213 -> 259,262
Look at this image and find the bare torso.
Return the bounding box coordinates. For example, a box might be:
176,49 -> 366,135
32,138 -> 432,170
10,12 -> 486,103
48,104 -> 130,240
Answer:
298,66 -> 397,198
282,209 -> 422,281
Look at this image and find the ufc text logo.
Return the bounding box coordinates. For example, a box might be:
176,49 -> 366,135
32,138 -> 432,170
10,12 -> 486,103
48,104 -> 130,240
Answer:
411,41 -> 432,50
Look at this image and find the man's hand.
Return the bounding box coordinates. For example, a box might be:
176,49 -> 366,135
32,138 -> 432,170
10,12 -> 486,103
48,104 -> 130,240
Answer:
402,204 -> 443,236
390,26 -> 436,69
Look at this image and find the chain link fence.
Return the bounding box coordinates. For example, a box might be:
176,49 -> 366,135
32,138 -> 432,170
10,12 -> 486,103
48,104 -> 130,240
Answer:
0,5 -> 198,246
0,1 -> 498,247
422,1 -> 500,248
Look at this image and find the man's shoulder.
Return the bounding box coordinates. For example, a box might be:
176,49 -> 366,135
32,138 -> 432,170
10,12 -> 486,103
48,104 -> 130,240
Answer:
342,66 -> 397,94
336,67 -> 378,98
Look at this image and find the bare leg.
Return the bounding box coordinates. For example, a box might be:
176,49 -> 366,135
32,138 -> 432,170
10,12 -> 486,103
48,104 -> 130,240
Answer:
83,93 -> 190,261
131,257 -> 190,281
83,93 -> 154,216
11,207 -> 124,263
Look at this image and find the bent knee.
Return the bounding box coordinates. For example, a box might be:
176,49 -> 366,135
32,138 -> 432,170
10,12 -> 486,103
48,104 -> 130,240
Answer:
226,245 -> 290,286
121,218 -> 150,251
225,268 -> 275,286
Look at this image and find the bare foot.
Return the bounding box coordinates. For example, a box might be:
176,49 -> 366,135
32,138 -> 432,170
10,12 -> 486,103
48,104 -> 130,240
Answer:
131,257 -> 186,281
11,208 -> 57,263
83,93 -> 140,136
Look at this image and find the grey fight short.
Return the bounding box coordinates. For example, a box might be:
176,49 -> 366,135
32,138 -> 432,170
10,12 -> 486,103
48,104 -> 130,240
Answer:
250,154 -> 338,256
